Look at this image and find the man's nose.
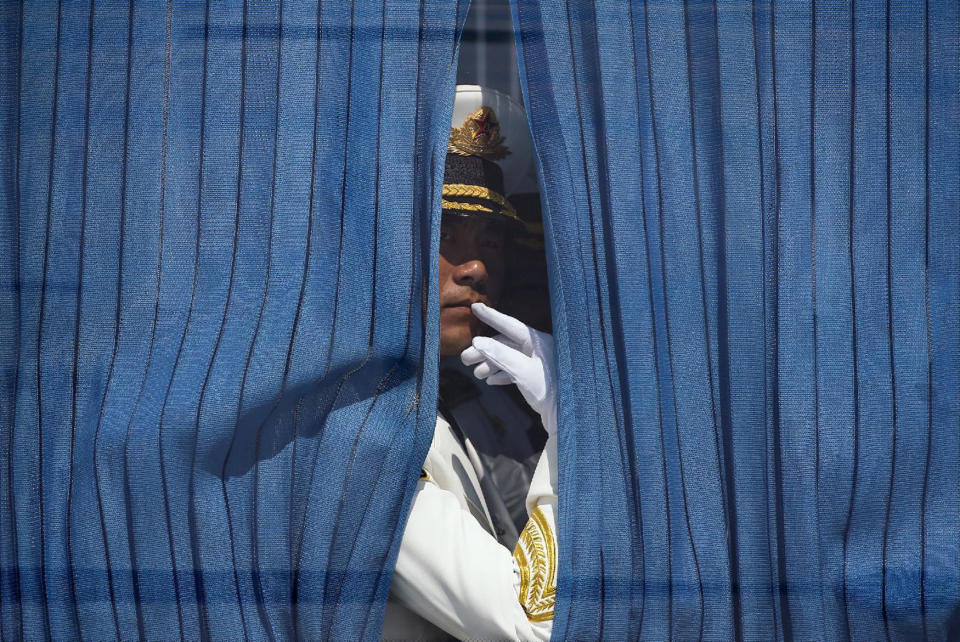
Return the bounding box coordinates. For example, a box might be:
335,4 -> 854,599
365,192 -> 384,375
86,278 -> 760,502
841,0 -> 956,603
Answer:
452,259 -> 489,288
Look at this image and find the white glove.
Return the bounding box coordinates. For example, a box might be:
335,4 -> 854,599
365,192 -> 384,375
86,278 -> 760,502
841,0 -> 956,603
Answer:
460,303 -> 558,437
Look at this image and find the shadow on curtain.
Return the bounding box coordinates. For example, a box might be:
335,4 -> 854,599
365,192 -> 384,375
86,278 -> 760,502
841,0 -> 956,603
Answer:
0,1 -> 466,639
513,0 -> 960,640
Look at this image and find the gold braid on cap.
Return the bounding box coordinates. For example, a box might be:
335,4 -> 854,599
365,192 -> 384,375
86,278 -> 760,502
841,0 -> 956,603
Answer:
512,506 -> 556,622
448,106 -> 511,160
441,183 -> 519,222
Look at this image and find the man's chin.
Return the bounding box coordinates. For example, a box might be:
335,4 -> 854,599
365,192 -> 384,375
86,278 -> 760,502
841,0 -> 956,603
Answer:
439,328 -> 476,357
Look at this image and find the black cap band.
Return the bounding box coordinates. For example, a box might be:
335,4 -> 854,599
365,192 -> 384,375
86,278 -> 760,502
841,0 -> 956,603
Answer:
442,153 -> 520,226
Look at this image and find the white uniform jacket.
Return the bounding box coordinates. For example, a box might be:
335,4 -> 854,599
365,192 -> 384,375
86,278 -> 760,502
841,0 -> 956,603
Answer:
382,413 -> 558,641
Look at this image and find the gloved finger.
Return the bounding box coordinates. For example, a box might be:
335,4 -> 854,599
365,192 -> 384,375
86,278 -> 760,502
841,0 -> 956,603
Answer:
460,345 -> 485,366
490,333 -> 520,350
484,371 -> 514,386
470,303 -> 530,346
472,360 -> 500,380
472,336 -> 531,378
463,336 -> 520,376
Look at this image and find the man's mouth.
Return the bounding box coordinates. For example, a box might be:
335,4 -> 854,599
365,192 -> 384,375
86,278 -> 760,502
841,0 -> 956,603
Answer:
443,305 -> 474,316
444,299 -> 480,309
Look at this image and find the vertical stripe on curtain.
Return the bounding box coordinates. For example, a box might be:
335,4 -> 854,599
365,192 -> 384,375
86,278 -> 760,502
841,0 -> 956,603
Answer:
512,0 -> 960,639
0,1 -> 464,639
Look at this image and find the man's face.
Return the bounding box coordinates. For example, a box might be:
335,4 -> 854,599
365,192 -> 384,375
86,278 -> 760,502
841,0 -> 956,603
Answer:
438,215 -> 506,356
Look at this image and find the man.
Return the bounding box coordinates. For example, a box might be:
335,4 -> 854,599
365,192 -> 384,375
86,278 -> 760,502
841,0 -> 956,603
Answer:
382,87 -> 559,641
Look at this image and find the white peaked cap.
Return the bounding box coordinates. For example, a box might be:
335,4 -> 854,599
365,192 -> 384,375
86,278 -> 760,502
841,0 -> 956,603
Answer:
450,85 -> 536,196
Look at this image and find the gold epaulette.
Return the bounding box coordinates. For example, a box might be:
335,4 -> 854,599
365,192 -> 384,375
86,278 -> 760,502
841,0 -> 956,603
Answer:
512,506 -> 556,622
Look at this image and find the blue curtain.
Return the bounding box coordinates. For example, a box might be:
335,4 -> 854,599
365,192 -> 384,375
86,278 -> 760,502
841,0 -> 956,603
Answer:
513,0 -> 960,640
0,1 -> 465,639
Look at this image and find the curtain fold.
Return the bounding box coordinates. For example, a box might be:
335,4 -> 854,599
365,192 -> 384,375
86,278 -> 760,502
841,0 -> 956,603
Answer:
513,0 -> 960,639
0,1 -> 464,639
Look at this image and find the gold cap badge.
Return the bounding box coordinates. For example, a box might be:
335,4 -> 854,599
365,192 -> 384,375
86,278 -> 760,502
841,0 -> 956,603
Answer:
448,106 -> 511,160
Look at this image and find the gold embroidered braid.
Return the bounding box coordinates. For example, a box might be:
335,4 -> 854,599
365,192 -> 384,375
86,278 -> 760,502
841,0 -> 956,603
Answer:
442,183 -> 519,221
512,506 -> 556,622
440,200 -> 495,214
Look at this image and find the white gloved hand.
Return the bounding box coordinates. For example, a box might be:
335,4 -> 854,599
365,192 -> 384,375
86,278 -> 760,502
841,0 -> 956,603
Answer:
460,302 -> 558,437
